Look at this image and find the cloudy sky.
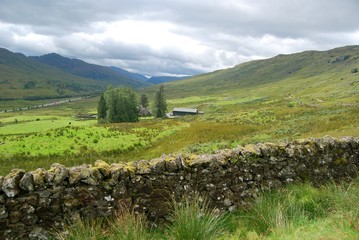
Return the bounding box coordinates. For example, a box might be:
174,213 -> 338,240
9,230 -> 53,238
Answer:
0,0 -> 358,76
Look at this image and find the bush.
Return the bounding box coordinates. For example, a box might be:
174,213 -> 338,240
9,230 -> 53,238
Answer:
351,68 -> 358,73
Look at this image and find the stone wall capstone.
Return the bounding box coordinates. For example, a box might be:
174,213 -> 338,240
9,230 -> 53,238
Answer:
0,136 -> 358,239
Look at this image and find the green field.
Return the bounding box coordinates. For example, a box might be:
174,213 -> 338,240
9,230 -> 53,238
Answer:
1,85 -> 358,175
1,46 -> 359,239
0,46 -> 358,175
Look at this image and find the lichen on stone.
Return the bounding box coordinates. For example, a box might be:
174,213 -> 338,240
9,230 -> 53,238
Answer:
334,157 -> 348,165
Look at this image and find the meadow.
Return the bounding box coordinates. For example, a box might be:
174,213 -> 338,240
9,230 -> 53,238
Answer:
0,46 -> 359,239
1,46 -> 359,175
0,74 -> 358,176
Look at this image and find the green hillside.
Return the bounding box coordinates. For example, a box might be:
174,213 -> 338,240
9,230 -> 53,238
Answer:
0,45 -> 358,173
30,53 -> 151,88
0,48 -> 149,100
162,45 -> 359,101
0,48 -> 108,99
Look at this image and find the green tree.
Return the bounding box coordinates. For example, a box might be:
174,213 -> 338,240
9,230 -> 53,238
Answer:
140,94 -> 149,108
97,93 -> 107,122
105,87 -> 139,123
155,84 -> 167,118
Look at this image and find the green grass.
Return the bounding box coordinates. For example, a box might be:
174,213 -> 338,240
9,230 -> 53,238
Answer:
1,45 -> 358,175
55,212 -> 153,240
0,116 -> 95,135
53,178 -> 359,239
168,195 -> 226,240
0,118 -> 188,175
222,178 -> 359,239
1,86 -> 358,175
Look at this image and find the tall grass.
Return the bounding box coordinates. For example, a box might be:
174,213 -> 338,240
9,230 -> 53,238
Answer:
109,211 -> 153,240
53,178 -> 359,239
55,218 -> 108,240
228,178 -> 359,239
55,212 -> 153,240
168,195 -> 226,240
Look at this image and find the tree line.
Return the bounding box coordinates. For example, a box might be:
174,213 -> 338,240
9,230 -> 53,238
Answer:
97,85 -> 167,123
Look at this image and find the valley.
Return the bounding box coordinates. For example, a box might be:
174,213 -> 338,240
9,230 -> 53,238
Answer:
0,45 -> 358,239
1,46 -> 358,175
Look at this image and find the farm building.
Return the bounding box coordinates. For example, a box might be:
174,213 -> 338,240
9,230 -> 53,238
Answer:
172,108 -> 203,116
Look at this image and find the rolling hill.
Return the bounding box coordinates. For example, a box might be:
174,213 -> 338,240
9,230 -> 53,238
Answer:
110,66 -> 149,82
160,45 -> 359,101
30,53 -> 151,88
0,49 -> 151,100
0,48 -> 107,100
147,75 -> 191,84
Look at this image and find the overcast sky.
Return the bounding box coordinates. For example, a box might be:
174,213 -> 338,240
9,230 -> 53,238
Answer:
0,0 -> 358,76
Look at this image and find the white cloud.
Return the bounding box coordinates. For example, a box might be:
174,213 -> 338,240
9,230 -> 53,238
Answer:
0,0 -> 359,76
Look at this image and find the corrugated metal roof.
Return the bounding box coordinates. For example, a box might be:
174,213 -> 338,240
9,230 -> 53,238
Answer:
172,108 -> 198,113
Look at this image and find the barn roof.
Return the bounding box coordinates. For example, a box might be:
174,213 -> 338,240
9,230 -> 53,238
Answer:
172,108 -> 198,113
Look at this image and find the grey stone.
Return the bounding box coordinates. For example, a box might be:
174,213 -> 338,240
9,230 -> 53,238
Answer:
0,176 -> 4,192
3,169 -> 25,197
19,172 -> 35,191
0,205 -> 8,218
29,226 -> 50,240
94,160 -> 110,177
47,163 -> 69,185
32,168 -> 48,189
135,160 -> 151,174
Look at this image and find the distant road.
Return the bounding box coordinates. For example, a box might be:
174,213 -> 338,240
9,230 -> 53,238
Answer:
0,95 -> 95,114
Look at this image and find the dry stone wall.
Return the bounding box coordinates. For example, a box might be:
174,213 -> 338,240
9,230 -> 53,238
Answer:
0,136 -> 358,239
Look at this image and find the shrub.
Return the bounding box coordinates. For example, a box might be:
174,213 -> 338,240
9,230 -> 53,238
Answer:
351,68 -> 358,73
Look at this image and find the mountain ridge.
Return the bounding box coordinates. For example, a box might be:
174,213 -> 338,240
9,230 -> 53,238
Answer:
0,48 -> 152,99
30,53 -> 150,88
159,45 -> 359,98
0,48 -> 106,99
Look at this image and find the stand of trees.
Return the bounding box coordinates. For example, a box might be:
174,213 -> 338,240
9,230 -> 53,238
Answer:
97,87 -> 138,123
97,85 -> 167,123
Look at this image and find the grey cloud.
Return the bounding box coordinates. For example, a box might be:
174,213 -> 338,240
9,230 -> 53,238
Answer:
1,0 -> 359,76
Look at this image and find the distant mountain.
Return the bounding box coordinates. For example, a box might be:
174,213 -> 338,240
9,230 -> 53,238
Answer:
30,53 -> 151,89
147,76 -> 190,84
0,48 -> 106,100
110,66 -> 149,82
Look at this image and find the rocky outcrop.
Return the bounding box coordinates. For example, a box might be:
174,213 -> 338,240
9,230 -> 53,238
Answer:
0,136 -> 358,239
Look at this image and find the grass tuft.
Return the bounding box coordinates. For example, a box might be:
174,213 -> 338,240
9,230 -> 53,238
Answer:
168,194 -> 227,240
55,218 -> 108,240
109,211 -> 153,240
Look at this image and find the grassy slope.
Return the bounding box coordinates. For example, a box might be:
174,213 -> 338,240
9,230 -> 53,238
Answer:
163,45 -> 359,98
0,46 -> 358,239
0,48 -> 107,99
0,48 -> 149,100
138,45 -> 359,155
1,46 -> 358,174
30,53 -> 151,88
